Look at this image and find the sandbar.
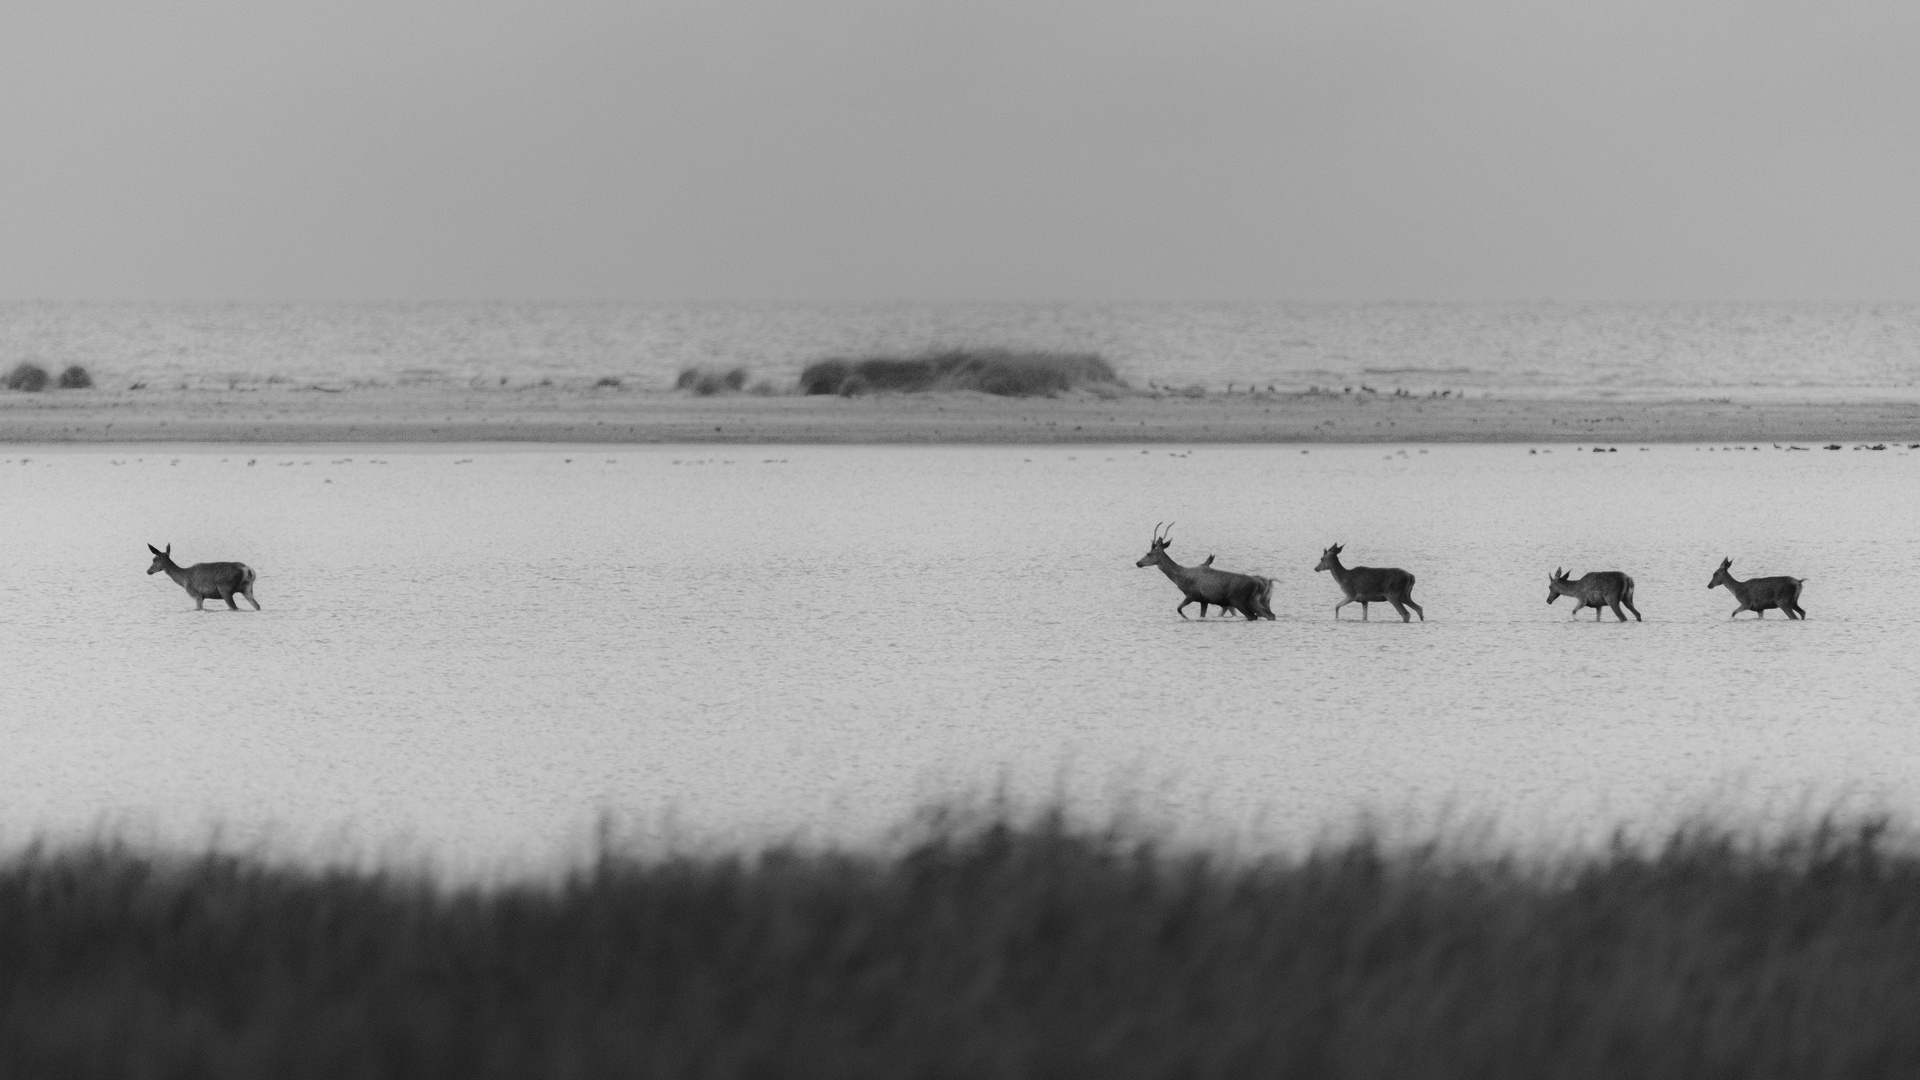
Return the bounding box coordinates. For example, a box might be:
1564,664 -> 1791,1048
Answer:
4,386 -> 1920,445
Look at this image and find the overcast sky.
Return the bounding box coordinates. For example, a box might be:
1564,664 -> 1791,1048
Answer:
2,0 -> 1917,302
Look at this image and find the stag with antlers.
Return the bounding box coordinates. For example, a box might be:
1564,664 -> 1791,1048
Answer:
1135,522 -> 1275,620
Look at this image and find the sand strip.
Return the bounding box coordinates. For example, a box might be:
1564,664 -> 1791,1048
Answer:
5,388 -> 1920,445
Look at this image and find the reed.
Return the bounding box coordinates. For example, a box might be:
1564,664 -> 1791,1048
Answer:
798,349 -> 1119,397
1,810 -> 1918,1077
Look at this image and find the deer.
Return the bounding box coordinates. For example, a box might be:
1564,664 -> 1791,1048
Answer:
1314,543 -> 1423,621
1546,568 -> 1640,621
1135,523 -> 1276,620
146,543 -> 260,611
1708,557 -> 1805,619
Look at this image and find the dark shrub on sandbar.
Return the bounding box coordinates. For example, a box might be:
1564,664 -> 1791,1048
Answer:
4,810 -> 1920,1076
57,365 -> 93,389
799,349 -> 1120,397
675,366 -> 749,395
5,362 -> 50,391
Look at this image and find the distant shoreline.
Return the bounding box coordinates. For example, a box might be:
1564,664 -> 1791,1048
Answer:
4,386 -> 1920,444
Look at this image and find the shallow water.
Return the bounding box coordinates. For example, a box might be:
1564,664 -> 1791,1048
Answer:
4,443 -> 1919,873
7,300 -> 1920,400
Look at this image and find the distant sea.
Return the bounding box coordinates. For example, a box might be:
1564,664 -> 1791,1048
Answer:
4,300 -> 1920,401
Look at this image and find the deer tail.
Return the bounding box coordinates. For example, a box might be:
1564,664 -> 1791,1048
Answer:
241,565 -> 257,588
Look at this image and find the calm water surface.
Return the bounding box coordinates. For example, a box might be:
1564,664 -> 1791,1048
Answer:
4,444 -> 1919,873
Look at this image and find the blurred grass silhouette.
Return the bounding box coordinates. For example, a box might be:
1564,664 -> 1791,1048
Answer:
2,808 -> 1918,1077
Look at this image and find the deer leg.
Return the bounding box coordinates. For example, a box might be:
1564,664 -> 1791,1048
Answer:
1360,602 -> 1370,621
1176,597 -> 1193,619
1389,600 -> 1410,622
1332,598 -> 1350,620
1609,601 -> 1628,622
1622,600 -> 1642,622
1403,598 -> 1424,622
243,589 -> 261,611
219,589 -> 239,610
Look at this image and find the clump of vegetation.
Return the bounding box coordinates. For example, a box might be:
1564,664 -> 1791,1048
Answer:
676,366 -> 749,395
1,809 -> 1918,1076
798,349 -> 1120,397
5,362 -> 50,392
57,364 -> 93,389
594,376 -> 623,388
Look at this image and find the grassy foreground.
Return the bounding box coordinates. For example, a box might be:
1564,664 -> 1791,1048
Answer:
3,812 -> 1920,1078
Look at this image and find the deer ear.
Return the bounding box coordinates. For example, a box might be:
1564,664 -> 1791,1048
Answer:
1163,539 -> 1172,547
148,544 -> 160,555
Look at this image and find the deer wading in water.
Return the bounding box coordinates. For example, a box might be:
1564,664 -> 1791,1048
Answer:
1708,557 -> 1805,619
146,544 -> 260,610
1135,523 -> 1275,620
1546,568 -> 1641,622
1314,543 -> 1423,621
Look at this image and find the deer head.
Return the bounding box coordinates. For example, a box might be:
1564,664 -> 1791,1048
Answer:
1136,522 -> 1174,567
146,543 -> 172,575
1708,557 -> 1734,590
1314,543 -> 1344,573
1547,567 -> 1570,603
